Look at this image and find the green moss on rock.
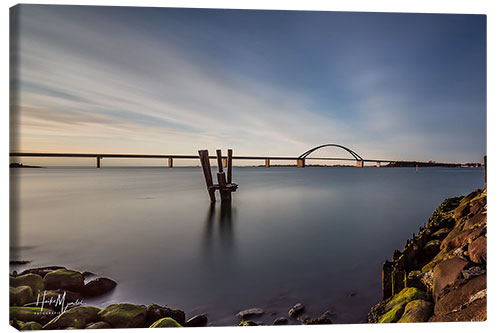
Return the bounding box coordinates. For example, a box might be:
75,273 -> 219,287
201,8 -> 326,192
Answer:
398,300 -> 434,323
385,287 -> 430,313
10,273 -> 44,293
378,303 -> 406,323
43,269 -> 84,292
10,285 -> 34,306
238,320 -> 258,326
10,306 -> 57,325
97,303 -> 147,328
43,306 -> 101,329
149,317 -> 183,328
20,321 -> 43,330
86,321 -> 112,329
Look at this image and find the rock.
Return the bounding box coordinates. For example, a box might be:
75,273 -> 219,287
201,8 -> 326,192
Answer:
20,266 -> 66,278
9,306 -> 57,325
20,321 -> 43,330
10,319 -> 24,329
237,320 -> 258,326
43,306 -> 101,329
453,203 -> 470,221
145,304 -> 185,326
82,277 -> 117,297
429,297 -> 486,322
288,303 -> 305,317
10,286 -> 34,306
82,271 -> 95,278
431,228 -> 451,241
10,273 -> 44,293
149,317 -> 183,328
469,236 -> 486,264
43,269 -> 84,292
433,257 -> 469,300
184,314 -> 207,327
433,274 -> 486,317
378,303 -> 406,323
98,303 -> 147,328
273,317 -> 288,325
40,289 -> 83,309
86,321 -> 112,329
463,213 -> 486,230
302,317 -> 332,325
236,308 -> 265,319
385,287 -> 430,313
397,300 -> 434,322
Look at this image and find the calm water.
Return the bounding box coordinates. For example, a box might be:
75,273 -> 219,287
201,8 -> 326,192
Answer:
10,167 -> 483,325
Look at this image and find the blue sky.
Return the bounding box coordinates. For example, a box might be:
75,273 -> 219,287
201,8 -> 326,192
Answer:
10,5 -> 486,164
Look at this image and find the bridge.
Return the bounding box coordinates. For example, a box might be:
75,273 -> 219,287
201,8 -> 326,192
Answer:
9,144 -> 470,168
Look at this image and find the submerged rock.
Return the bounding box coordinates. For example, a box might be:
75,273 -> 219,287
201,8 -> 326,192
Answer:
43,269 -> 84,292
146,304 -> 186,326
82,277 -> 117,297
149,317 -> 183,328
98,303 -> 147,328
288,303 -> 305,318
43,306 -> 101,329
185,314 -> 208,327
236,308 -> 264,319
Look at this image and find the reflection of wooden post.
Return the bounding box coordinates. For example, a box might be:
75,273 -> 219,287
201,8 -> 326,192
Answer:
217,172 -> 231,201
96,157 -> 101,168
227,149 -> 233,184
265,159 -> 270,168
198,150 -> 216,203
168,158 -> 173,168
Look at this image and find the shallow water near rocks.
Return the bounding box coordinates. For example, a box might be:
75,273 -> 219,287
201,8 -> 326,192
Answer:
10,167 -> 483,325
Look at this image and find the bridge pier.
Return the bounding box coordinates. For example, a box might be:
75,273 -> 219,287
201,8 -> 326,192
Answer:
265,159 -> 270,168
376,161 -> 381,168
168,157 -> 173,168
356,160 -> 364,168
96,157 -> 102,168
297,159 -> 305,168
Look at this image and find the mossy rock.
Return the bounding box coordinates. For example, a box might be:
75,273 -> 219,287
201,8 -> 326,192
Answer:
146,304 -> 186,326
97,303 -> 147,328
10,306 -> 57,325
378,303 -> 406,323
149,317 -> 183,328
238,320 -> 258,326
43,269 -> 84,292
10,319 -> 25,329
43,306 -> 101,329
10,273 -> 45,293
385,287 -> 430,313
10,285 -> 34,306
398,300 -> 434,323
20,321 -> 43,330
86,321 -> 112,329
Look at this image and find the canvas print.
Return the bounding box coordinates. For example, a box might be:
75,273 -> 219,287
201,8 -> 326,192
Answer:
9,4 -> 486,329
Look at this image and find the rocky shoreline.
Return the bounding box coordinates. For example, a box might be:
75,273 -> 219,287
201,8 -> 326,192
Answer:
366,188 -> 487,323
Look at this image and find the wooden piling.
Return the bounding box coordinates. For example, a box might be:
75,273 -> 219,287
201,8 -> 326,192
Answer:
217,172 -> 231,201
227,149 -> 233,184
198,150 -> 216,203
216,149 -> 224,173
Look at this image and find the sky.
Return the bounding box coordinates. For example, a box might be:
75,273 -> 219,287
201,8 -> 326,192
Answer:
9,4 -> 486,166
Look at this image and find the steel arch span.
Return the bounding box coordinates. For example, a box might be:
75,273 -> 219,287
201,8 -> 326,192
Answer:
298,144 -> 363,161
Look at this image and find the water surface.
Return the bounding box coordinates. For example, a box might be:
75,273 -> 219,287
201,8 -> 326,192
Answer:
10,167 -> 483,324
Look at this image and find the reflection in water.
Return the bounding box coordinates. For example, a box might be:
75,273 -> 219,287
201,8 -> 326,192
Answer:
203,201 -> 235,257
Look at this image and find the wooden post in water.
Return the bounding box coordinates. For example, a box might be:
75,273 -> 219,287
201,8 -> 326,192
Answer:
198,150 -> 216,203
227,149 -> 233,184
216,149 -> 224,173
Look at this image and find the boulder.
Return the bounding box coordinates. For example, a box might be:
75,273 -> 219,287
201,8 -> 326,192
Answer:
149,317 -> 183,328
379,303 -> 406,323
20,321 -> 43,330
86,321 -> 112,329
384,287 -> 430,313
10,273 -> 44,293
184,314 -> 207,327
237,320 -> 258,326
397,300 -> 434,323
237,307 -> 265,319
43,269 -> 84,292
82,277 -> 117,297
20,266 -> 66,278
10,286 -> 34,306
43,306 -> 101,329
462,267 -> 485,280
453,203 -> 470,221
469,236 -> 486,264
463,213 -> 486,230
302,317 -> 332,325
9,306 -> 57,325
288,303 -> 305,318
429,297 -> 486,322
433,257 -> 469,300
433,274 -> 486,317
98,303 -> 147,328
145,304 -> 185,326
431,228 -> 451,241
273,317 -> 288,325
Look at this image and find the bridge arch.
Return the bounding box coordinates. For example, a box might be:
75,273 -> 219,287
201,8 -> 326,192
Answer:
298,144 -> 363,161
